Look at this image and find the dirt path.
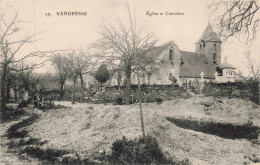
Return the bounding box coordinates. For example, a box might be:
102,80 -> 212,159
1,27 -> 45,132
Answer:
0,116 -> 39,165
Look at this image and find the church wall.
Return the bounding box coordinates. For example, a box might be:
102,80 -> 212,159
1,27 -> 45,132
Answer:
204,41 -> 221,65
149,42 -> 181,85
110,41 -> 182,86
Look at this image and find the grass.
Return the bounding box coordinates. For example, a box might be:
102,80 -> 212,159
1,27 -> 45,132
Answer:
5,97 -> 260,165
5,113 -> 177,164
5,113 -> 97,164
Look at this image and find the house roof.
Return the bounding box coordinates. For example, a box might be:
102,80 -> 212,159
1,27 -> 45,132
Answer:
179,51 -> 217,79
197,23 -> 222,43
218,61 -> 235,69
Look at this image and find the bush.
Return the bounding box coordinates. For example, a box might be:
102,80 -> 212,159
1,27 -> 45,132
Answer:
23,146 -> 68,162
110,136 -> 173,164
202,81 -> 259,104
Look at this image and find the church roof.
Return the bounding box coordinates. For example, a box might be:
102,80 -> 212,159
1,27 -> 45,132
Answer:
146,41 -> 175,60
197,23 -> 222,43
179,51 -> 217,79
116,42 -> 173,68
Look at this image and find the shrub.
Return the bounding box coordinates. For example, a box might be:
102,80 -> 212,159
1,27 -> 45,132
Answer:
202,81 -> 259,104
155,98 -> 163,105
116,97 -> 123,105
110,136 -> 173,164
23,146 -> 68,162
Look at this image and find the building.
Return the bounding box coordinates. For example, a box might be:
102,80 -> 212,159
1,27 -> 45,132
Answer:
110,23 -> 236,89
109,41 -> 182,86
109,23 -> 236,89
215,56 -> 236,83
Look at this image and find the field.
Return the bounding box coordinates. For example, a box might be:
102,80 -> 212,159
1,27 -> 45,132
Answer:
20,95 -> 260,164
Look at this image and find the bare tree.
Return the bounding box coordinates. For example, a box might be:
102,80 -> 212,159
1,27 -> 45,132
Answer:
8,62 -> 39,102
0,8 -> 55,111
244,49 -> 259,81
94,2 -> 157,105
50,53 -> 72,99
209,0 -> 259,81
94,2 -> 159,137
67,49 -> 94,104
209,0 -> 259,44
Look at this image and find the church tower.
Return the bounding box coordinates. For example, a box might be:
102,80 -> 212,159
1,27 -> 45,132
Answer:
195,23 -> 222,65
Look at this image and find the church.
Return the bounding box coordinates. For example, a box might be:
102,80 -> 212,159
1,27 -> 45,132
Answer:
109,23 -> 236,89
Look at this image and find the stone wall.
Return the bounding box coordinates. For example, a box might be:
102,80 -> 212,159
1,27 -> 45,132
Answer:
202,81 -> 259,104
107,85 -> 190,103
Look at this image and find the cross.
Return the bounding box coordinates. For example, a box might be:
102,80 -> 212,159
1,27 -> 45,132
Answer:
224,56 -> 228,63
200,72 -> 205,81
24,92 -> 28,102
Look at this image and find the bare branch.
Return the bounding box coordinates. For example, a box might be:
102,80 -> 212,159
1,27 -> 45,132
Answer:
210,0 -> 259,44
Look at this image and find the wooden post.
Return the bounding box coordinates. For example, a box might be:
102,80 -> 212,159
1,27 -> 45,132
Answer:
36,93 -> 40,109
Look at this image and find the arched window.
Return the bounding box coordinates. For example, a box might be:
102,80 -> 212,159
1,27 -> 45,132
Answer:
213,53 -> 217,64
214,43 -> 217,51
202,40 -> 205,49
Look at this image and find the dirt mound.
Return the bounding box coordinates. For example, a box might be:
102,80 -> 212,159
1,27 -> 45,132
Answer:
26,97 -> 260,164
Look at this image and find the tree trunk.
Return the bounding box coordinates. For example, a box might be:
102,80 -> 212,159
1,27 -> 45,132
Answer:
79,74 -> 84,100
72,75 -> 77,104
125,63 -> 131,105
60,81 -> 64,99
1,67 -> 7,111
14,86 -> 18,102
6,79 -> 11,104
117,72 -> 121,91
137,71 -> 145,137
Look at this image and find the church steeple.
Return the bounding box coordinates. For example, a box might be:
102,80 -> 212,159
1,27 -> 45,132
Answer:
195,23 -> 222,65
197,23 -> 222,43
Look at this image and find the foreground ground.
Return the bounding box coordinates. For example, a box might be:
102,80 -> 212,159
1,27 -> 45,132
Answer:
0,107 -> 40,165
2,95 -> 260,164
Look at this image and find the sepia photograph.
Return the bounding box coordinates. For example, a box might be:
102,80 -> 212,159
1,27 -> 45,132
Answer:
0,0 -> 259,164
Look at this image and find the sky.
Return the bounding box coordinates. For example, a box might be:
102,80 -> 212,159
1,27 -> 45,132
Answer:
1,0 -> 259,75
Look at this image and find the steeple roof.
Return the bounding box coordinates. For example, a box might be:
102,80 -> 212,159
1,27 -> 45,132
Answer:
197,23 -> 222,43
